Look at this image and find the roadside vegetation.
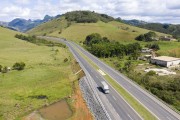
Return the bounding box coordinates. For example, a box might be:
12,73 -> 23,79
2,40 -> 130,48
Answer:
15,34 -> 66,48
83,33 -> 141,59
0,26 -> 92,119
83,33 -> 180,111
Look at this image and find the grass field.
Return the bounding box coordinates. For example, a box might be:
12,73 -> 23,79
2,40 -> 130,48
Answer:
138,41 -> 180,57
0,26 -> 78,119
50,21 -> 168,42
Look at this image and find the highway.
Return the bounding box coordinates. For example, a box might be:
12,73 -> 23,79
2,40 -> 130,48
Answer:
42,36 -> 142,120
71,41 -> 180,120
66,41 -> 142,120
42,36 -> 180,120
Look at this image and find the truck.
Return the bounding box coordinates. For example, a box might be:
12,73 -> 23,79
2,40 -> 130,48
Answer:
100,81 -> 109,94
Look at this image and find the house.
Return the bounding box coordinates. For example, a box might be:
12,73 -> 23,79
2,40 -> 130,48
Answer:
150,56 -> 180,67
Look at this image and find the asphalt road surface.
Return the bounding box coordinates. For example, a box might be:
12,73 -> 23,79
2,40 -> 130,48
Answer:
67,41 -> 142,120
42,36 -> 180,120
71,41 -> 180,120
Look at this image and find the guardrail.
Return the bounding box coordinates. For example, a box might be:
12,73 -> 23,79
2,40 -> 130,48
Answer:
67,41 -> 111,120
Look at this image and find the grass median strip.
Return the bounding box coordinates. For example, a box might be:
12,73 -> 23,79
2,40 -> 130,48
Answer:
72,43 -> 157,120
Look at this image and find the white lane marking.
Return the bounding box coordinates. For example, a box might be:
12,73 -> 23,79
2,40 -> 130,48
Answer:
116,113 -> 121,119
128,114 -> 134,120
112,96 -> 117,101
166,116 -> 172,120
97,69 -> 106,75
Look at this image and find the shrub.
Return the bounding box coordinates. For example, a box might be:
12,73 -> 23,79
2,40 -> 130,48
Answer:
13,62 -> 26,70
2,66 -> 8,73
64,58 -> 68,63
135,31 -> 157,42
146,70 -> 156,76
0,65 -> 2,72
145,43 -> 160,51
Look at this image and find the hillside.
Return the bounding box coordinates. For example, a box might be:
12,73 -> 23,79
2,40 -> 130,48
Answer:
27,11 -> 167,43
0,27 -> 91,119
27,11 -> 180,57
138,23 -> 180,38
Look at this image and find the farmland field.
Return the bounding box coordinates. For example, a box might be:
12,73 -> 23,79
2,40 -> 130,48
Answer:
0,26 -> 92,119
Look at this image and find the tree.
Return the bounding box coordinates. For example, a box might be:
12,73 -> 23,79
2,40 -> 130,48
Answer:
0,65 -> 2,72
135,31 -> 158,42
64,58 -> 68,62
135,34 -> 145,41
84,33 -> 102,46
123,61 -> 133,72
144,31 -> 157,41
131,50 -> 140,60
146,43 -> 160,51
13,62 -> 26,70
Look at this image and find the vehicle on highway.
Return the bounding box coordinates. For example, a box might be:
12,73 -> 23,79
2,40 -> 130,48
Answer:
100,81 -> 109,94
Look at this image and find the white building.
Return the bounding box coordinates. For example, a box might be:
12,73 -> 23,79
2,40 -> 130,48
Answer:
150,56 -> 180,67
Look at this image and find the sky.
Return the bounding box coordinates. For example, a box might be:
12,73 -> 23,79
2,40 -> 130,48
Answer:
0,0 -> 180,24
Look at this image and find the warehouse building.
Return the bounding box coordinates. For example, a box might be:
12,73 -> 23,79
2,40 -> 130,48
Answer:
150,56 -> 180,67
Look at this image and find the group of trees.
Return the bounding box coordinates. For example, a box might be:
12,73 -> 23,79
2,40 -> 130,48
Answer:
64,11 -> 114,23
135,31 -> 158,42
126,70 -> 180,110
84,33 -> 141,59
0,65 -> 8,73
12,62 -> 26,71
15,34 -> 66,48
0,62 -> 25,74
145,43 -> 160,51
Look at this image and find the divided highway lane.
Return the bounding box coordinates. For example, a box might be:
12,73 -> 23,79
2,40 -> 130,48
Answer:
66,41 -> 142,120
71,42 -> 180,120
42,37 -> 143,120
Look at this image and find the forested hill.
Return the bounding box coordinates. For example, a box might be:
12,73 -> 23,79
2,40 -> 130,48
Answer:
138,23 -> 180,38
64,11 -> 114,23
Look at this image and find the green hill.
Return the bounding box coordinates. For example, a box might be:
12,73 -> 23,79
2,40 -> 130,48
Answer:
27,11 -> 167,43
138,23 -> 180,38
0,26 -> 77,119
27,11 -> 180,57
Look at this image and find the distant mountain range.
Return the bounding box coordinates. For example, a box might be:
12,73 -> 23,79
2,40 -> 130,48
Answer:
122,20 -> 180,38
0,15 -> 59,32
122,19 -> 148,26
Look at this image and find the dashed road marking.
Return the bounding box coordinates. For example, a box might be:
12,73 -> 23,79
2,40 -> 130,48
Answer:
128,114 -> 134,120
112,96 -> 117,101
166,116 -> 172,120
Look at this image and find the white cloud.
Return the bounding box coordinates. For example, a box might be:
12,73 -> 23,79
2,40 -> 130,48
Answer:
15,0 -> 30,5
0,0 -> 179,24
1,5 -> 30,18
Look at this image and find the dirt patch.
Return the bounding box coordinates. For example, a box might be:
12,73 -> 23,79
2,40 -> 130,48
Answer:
70,81 -> 93,120
38,100 -> 72,120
